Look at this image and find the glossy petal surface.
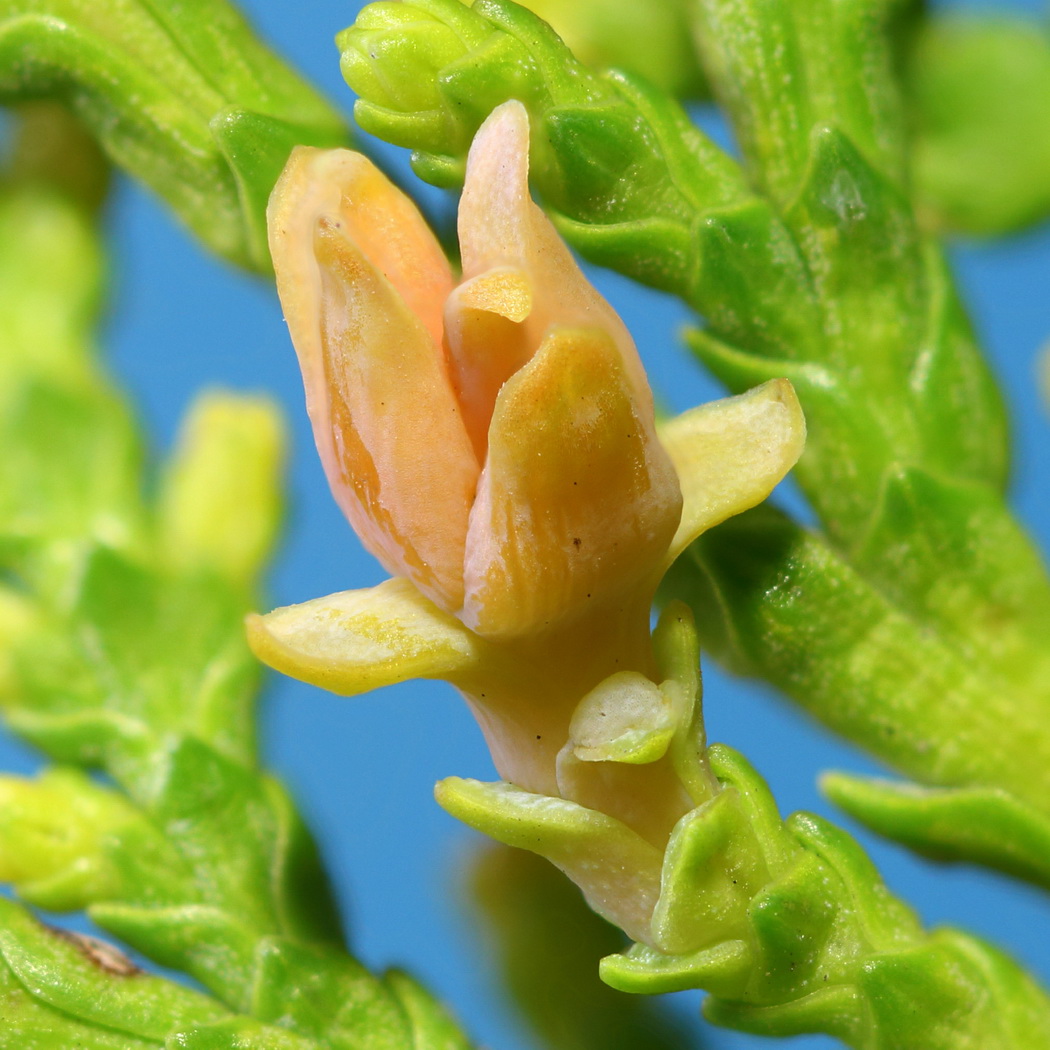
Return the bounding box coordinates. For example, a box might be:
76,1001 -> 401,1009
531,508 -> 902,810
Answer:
456,100 -> 651,405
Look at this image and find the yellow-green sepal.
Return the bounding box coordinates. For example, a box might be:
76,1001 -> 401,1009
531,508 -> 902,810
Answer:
247,578 -> 483,696
435,776 -> 662,944
658,379 -> 806,567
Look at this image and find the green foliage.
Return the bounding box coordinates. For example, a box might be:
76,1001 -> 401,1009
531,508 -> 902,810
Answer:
339,0 -> 1050,884
605,746 -> 1050,1050
0,897 -> 224,1049
687,0 -> 910,209
0,110 -> 471,1050
0,892 -> 474,1049
4,2 -> 1050,1046
0,897 -> 324,1049
0,0 -> 347,269
668,504 -> 1050,887
507,0 -> 708,99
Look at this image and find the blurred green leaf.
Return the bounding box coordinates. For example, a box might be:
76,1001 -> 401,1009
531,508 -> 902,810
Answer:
469,844 -> 703,1050
908,15 -> 1050,235
511,0 -> 708,98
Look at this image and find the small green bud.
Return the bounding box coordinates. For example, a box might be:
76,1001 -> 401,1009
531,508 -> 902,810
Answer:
0,768 -> 136,909
339,0 -> 491,155
340,0 -> 546,186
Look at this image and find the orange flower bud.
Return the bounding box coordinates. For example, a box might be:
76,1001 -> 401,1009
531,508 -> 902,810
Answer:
267,101 -> 682,639
254,100 -> 805,839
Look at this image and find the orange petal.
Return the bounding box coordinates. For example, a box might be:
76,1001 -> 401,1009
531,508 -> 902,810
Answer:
461,326 -> 682,638
267,147 -> 478,610
269,146 -> 454,347
456,101 -> 652,407
443,266 -> 534,460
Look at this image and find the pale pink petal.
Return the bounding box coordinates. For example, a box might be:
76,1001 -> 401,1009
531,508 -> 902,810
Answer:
461,326 -> 683,638
271,147 -> 453,346
268,147 -> 478,609
456,100 -> 652,406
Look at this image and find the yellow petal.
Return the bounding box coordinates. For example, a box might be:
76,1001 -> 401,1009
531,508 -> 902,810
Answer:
457,100 -> 652,406
461,326 -> 682,638
267,147 -> 478,610
246,578 -> 482,695
659,378 -> 806,565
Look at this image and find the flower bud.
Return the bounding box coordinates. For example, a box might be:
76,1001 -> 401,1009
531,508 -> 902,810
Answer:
267,100 -> 682,640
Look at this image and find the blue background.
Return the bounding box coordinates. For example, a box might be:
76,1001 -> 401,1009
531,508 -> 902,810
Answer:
3,1 -> 1050,1048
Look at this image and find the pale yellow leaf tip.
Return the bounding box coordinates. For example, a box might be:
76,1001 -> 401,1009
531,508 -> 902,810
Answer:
660,378 -> 806,565
247,578 -> 481,696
